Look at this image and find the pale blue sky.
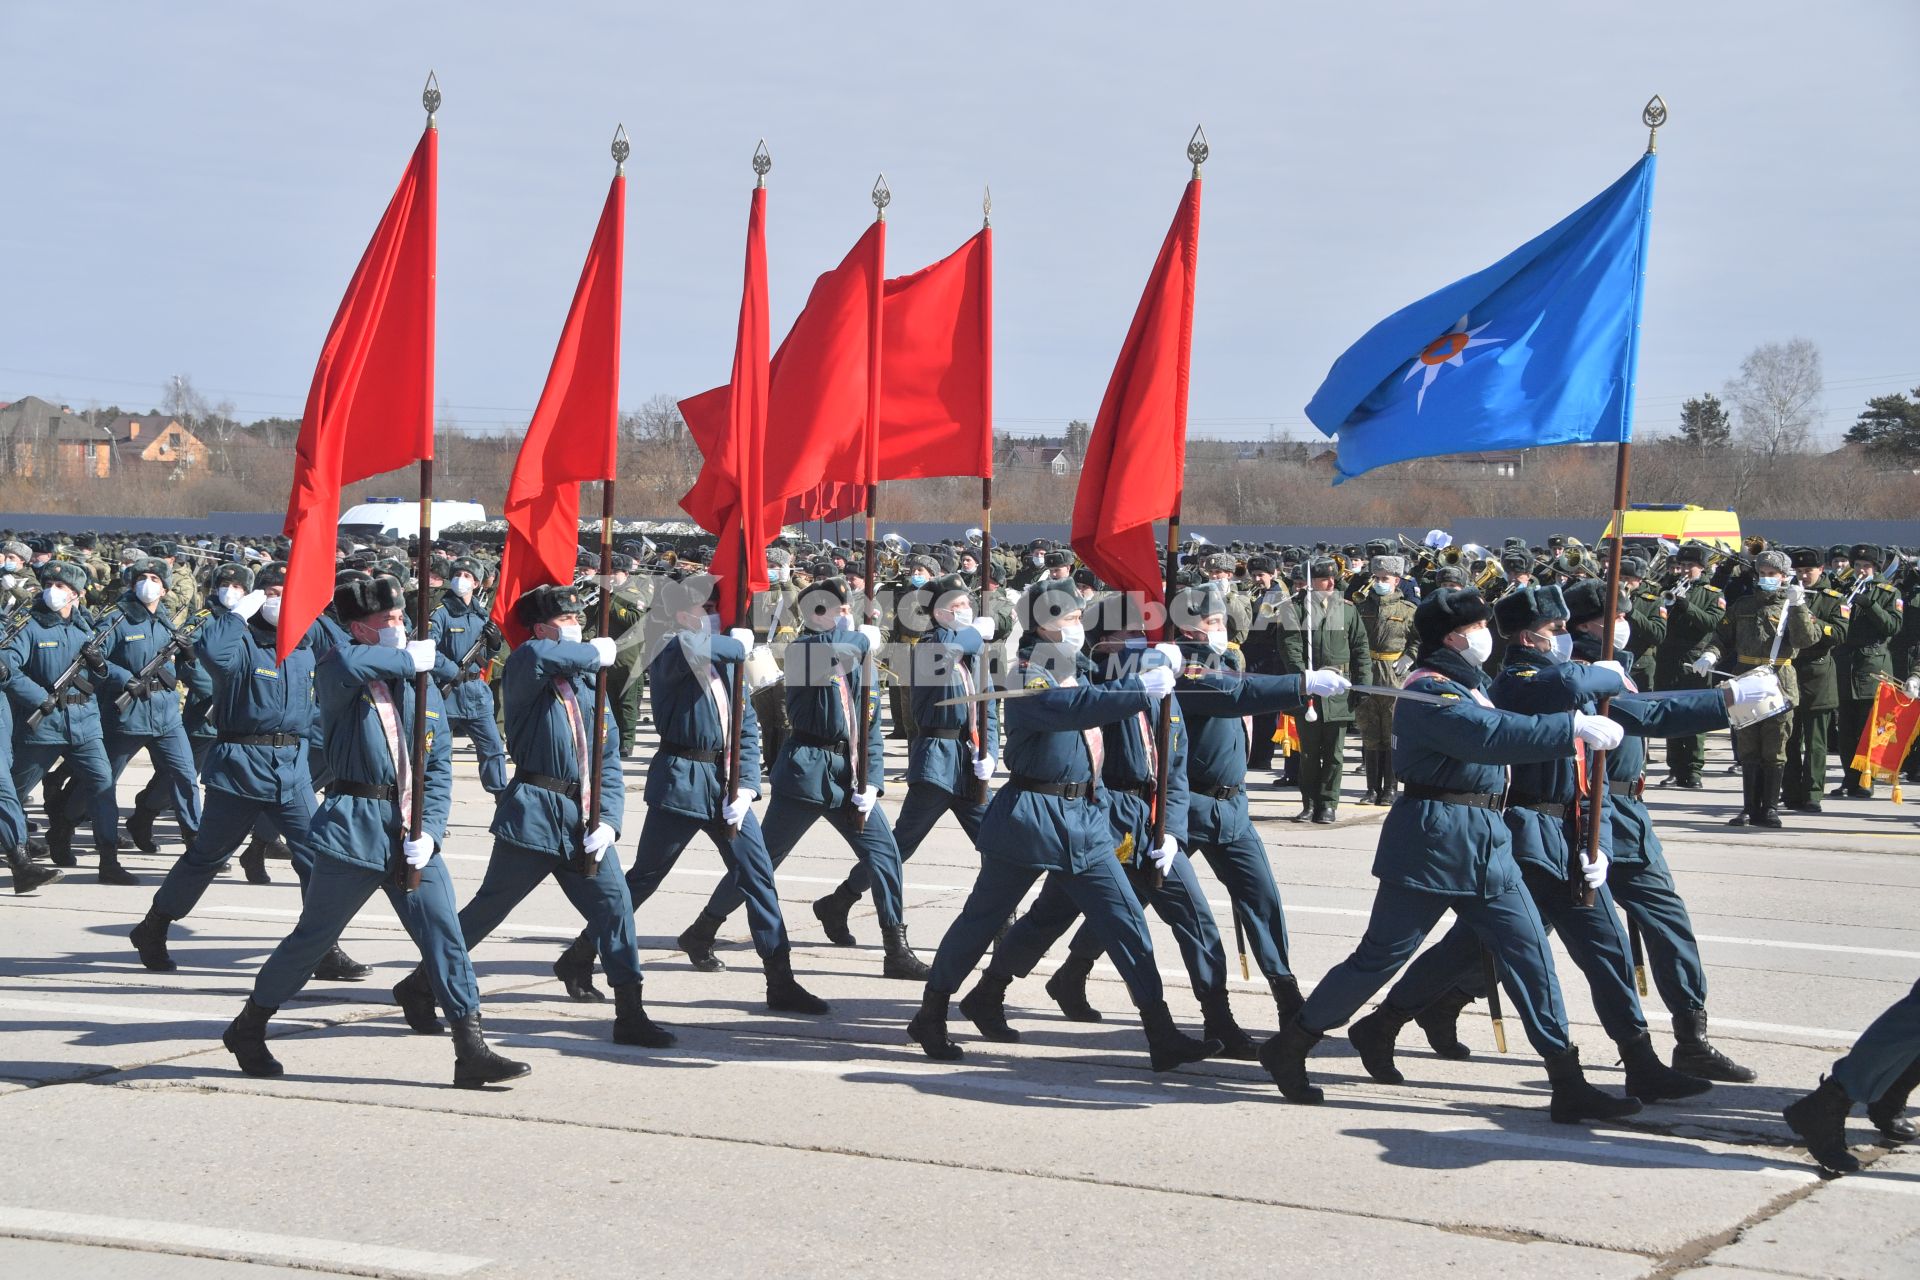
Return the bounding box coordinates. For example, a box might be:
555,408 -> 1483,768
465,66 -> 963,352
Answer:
3,1 -> 1914,444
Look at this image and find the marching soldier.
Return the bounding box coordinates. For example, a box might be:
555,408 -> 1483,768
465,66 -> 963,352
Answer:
394,582 -> 672,1050
429,556 -> 507,795
1783,980 -> 1920,1174
220,574 -> 529,1088
1831,544 -> 1903,799
1783,548 -> 1849,812
1260,587 -> 1644,1123
1283,557 -> 1369,823
1692,550 -> 1821,827
1355,554 -> 1416,806
1654,545 -> 1725,789
1,541 -> 36,611
0,637 -> 61,891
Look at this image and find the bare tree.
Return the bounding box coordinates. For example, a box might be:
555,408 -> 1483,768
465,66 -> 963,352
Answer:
1725,339 -> 1823,463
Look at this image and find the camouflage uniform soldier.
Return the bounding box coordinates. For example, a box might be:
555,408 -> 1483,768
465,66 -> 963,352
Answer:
601,553 -> 653,757
1354,555 -> 1416,805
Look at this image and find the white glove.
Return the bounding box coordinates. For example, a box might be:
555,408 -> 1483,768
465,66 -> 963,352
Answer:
1907,675 -> 1920,700
1148,835 -> 1177,876
232,589 -> 266,621
1573,712 -> 1625,751
1784,582 -> 1807,607
1303,668 -> 1351,699
728,627 -> 755,650
1423,528 -> 1451,550
972,754 -> 994,781
1690,654 -> 1716,678
969,617 -> 997,642
402,833 -> 434,869
850,787 -> 876,816
1152,641 -> 1184,671
1726,669 -> 1781,707
589,636 -> 618,668
1591,659 -> 1626,681
582,822 -> 616,863
404,639 -> 436,674
857,623 -> 884,651
722,787 -> 754,827
1137,665 -> 1176,700
1580,849 -> 1609,890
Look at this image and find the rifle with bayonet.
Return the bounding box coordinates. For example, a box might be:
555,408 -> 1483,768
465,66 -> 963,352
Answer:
113,610 -> 212,714
25,617 -> 118,729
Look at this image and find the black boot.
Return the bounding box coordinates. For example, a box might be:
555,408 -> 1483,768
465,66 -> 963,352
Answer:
1348,1003 -> 1414,1084
312,944 -> 370,982
1291,802 -> 1314,823
1755,766 -> 1784,829
959,973 -> 1020,1042
1380,752 -> 1398,802
96,843 -> 138,886
392,967 -> 444,1035
677,911 -> 727,973
1258,1016 -> 1325,1103
1620,1031 -> 1711,1102
1139,1000 -> 1221,1072
1045,953 -> 1103,1022
1544,1047 -> 1642,1123
1415,988 -> 1475,1060
1728,770 -> 1756,826
908,987 -> 963,1061
124,802 -> 159,854
763,948 -> 830,1015
612,980 -> 676,1048
238,839 -> 271,885
450,1012 -> 531,1088
46,816 -> 76,867
812,881 -> 860,946
1198,991 -> 1258,1061
1314,802 -> 1337,825
1866,1054 -> 1920,1142
1784,1076 -> 1861,1173
1671,1008 -> 1756,1083
222,999 -> 284,1077
1270,974 -> 1305,1025
1359,753 -> 1380,807
881,922 -> 932,981
553,931 -> 606,1001
6,843 -> 60,894
129,909 -> 176,971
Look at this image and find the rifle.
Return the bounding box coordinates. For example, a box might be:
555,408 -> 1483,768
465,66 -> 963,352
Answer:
451,592 -> 498,671
0,602 -> 31,651
25,617 -> 117,730
112,611 -> 210,714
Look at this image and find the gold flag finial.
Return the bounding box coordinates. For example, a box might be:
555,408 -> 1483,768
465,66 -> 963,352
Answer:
1643,95 -> 1668,154
422,71 -> 441,127
1187,124 -> 1210,177
752,139 -> 771,188
611,124 -> 630,175
872,173 -> 891,223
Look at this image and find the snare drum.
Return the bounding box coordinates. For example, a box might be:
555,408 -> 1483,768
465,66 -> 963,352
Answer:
1726,687 -> 1789,731
743,644 -> 784,693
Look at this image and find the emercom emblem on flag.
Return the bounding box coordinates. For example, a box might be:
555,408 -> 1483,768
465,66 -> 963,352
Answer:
1404,315 -> 1503,412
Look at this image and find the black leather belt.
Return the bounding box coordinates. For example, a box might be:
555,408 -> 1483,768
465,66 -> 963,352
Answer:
328,780 -> 396,801
460,669 -> 489,682
660,742 -> 720,764
1199,784 -> 1243,800
1610,778 -> 1645,799
1402,782 -> 1504,809
1509,795 -> 1568,819
59,690 -> 92,705
1008,776 -> 1095,802
790,729 -> 849,750
221,732 -> 301,747
1109,783 -> 1156,801
515,771 -> 580,799
919,727 -> 967,741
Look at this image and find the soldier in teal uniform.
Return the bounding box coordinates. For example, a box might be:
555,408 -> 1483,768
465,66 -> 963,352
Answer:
905,580 -> 1220,1072
1784,981 -> 1920,1174
220,574 -> 528,1089
0,635 -> 60,891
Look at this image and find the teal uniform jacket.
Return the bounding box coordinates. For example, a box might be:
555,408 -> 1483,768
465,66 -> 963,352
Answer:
97,596 -> 190,738
2,604 -> 126,746
1098,693 -> 1189,854
430,594 -> 501,721
1174,667 -> 1308,845
976,644 -> 1156,874
193,608 -> 316,799
1488,648 -> 1626,876
906,623 -> 1000,795
773,628 -> 884,806
644,630 -> 761,820
309,642 -> 452,871
491,638 -> 624,853
1379,649 -> 1578,899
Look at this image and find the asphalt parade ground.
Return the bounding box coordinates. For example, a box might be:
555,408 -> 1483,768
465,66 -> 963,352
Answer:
2,728 -> 1916,1280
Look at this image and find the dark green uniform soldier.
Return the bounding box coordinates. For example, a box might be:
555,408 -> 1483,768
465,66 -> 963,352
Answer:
1831,544 -> 1904,799
1354,555 -> 1416,806
1693,550 -> 1822,827
1008,539 -> 1050,592
1782,548 -> 1849,812
1241,555 -> 1288,770
1282,559 -> 1370,823
1619,557 -> 1666,691
600,554 -> 651,757
1654,545 -> 1726,788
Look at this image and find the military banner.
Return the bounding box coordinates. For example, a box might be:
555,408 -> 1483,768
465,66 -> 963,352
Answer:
1851,678 -> 1920,796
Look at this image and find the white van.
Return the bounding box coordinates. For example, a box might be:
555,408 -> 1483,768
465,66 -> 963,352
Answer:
338,498 -> 487,542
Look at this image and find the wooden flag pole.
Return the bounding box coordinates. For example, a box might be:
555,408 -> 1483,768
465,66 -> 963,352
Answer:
852,175 -> 889,832
401,73 -> 441,895
583,128 -> 628,872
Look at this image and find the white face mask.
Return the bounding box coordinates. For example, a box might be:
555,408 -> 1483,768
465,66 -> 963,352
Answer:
1546,632 -> 1574,663
703,612 -> 722,635
41,585 -> 75,611
944,605 -> 974,629
1054,623 -> 1086,653
260,597 -> 282,625
135,579 -> 166,605
376,624 -> 406,648
1461,628 -> 1494,665
1612,618 -> 1632,651
1205,629 -> 1229,655
217,585 -> 244,610
1031,554 -> 1046,567
831,613 -> 854,633
556,622 -> 583,644
451,575 -> 475,598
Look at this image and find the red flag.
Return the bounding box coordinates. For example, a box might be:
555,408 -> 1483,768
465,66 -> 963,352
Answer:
490,173 -> 625,646
279,127 -> 437,660
1069,178 -> 1201,637
877,228 -> 992,481
782,479 -> 865,525
680,187 -> 771,627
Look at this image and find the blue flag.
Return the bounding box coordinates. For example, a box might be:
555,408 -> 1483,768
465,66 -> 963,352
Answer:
1306,154 -> 1657,484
